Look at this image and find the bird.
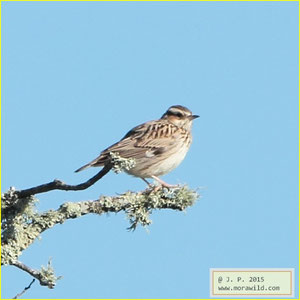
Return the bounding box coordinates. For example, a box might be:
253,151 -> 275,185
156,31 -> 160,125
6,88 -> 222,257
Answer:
75,105 -> 199,188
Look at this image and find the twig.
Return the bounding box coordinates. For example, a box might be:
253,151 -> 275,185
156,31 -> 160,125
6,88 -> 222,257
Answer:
15,164 -> 112,198
13,279 -> 35,299
11,261 -> 55,288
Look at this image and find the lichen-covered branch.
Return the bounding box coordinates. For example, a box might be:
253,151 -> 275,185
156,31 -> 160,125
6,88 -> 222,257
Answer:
12,260 -> 60,289
1,154 -> 199,290
2,185 -> 198,267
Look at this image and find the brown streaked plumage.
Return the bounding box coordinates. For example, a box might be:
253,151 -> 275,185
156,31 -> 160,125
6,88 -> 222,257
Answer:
75,105 -> 199,188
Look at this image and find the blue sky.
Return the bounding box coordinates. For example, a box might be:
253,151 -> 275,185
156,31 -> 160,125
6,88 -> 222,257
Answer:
1,1 -> 298,299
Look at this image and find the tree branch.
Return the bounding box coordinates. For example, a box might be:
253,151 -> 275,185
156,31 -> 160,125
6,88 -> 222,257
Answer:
14,152 -> 136,199
11,260 -> 60,289
2,154 -> 199,291
15,164 -> 113,199
13,278 -> 35,299
2,186 -> 198,268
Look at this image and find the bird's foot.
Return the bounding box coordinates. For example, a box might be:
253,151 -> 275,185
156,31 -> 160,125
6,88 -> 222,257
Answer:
151,176 -> 180,190
141,177 -> 179,192
141,178 -> 156,192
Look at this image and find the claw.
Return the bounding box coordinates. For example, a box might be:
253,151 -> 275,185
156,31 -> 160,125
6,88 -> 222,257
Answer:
141,176 -> 179,191
151,175 -> 179,189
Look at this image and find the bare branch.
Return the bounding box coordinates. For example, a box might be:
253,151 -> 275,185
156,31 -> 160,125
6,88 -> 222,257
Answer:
14,164 -> 112,199
11,261 -> 40,281
11,260 -> 60,289
13,278 -> 35,299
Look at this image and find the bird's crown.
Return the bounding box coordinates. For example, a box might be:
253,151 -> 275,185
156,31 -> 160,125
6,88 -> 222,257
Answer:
160,105 -> 199,130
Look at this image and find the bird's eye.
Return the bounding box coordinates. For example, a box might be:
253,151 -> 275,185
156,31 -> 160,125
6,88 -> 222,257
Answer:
174,112 -> 183,117
168,111 -> 183,117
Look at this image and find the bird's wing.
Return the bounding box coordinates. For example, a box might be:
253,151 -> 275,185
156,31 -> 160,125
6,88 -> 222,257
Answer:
98,121 -> 180,161
76,120 -> 182,171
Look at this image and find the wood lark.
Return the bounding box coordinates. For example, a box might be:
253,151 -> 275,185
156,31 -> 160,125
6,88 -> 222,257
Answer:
75,105 -> 199,188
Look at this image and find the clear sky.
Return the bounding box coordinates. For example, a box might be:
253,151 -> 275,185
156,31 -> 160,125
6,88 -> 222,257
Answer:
1,1 -> 298,299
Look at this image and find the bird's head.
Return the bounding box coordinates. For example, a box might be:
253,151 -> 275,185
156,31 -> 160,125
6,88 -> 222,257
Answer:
161,105 -> 199,130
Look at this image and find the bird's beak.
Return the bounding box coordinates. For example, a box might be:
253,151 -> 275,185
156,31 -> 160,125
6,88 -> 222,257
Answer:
190,115 -> 199,120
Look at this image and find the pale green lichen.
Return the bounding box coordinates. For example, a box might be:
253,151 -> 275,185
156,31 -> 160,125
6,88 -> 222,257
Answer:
127,186 -> 198,230
1,188 -> 41,265
2,243 -> 22,265
2,187 -> 38,223
39,259 -> 62,288
95,185 -> 199,230
2,181 -> 199,289
109,152 -> 136,174
59,202 -> 83,218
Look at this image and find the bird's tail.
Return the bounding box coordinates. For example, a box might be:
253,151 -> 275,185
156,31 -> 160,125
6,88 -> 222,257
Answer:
75,155 -> 106,173
74,163 -> 92,173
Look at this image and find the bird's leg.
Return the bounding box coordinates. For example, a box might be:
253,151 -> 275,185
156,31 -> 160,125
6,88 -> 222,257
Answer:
141,177 -> 161,192
151,175 -> 179,189
141,178 -> 152,187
